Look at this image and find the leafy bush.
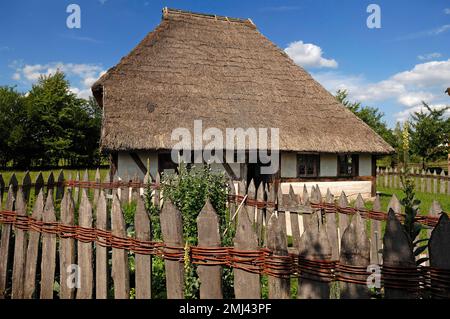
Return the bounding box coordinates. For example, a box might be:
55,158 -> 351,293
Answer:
160,163 -> 234,298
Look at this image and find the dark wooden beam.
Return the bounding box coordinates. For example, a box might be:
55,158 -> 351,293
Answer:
129,152 -> 147,175
371,155 -> 377,196
109,152 -> 118,180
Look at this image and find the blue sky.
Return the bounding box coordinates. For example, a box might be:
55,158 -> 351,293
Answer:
1,0 -> 450,127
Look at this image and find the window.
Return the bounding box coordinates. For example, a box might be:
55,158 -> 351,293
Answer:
338,154 -> 359,177
297,154 -> 320,177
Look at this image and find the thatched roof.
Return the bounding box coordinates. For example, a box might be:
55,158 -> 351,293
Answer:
92,8 -> 394,154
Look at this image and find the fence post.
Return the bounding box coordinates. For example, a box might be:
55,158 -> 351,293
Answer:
427,200 -> 442,239
301,185 -> 311,234
227,177 -> 236,230
298,212 -> 331,299
338,191 -> 349,250
121,170 -> 130,204
135,195 -> 152,299
267,212 -> 290,299
197,199 -> 223,299
154,172 -> 161,209
414,168 -> 420,190
233,179 -> 260,299
428,214 -> 450,298
339,212 -> 370,299
23,190 -> 44,299
256,182 -> 265,245
160,199 -> 184,299
370,194 -> 383,265
289,185 -> 301,252
247,180 -> 256,224
60,189 -> 76,299
40,190 -> 57,299
393,168 -> 398,189
11,188 -> 27,299
0,187 -> 14,298
93,168 -> 101,207
426,170 -> 432,193
22,172 -> 31,203
56,170 -> 65,201
420,169 -> 426,193
8,173 -> 18,198
383,209 -> 418,299
96,190 -> 109,299
276,183 -> 288,246
383,168 -> 388,188
111,193 -> 130,299
324,189 -> 338,261
387,193 -> 401,214
46,172 -> 54,198
74,171 -> 80,204
433,170 -> 438,194
440,171 -> 446,194
131,172 -> 139,202
426,201 -> 442,267
77,190 -> 93,299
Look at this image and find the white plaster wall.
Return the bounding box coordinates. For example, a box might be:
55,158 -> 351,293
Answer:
320,154 -> 337,176
280,152 -> 297,178
359,154 -> 372,176
117,151 -> 158,180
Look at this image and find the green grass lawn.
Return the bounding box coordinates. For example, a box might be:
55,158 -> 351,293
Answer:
0,168 -> 110,185
366,186 -> 450,214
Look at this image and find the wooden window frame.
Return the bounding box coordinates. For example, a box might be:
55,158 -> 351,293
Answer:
297,154 -> 320,178
337,154 -> 359,177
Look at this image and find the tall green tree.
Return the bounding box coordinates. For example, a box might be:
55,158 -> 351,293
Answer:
335,90 -> 396,147
0,71 -> 102,168
409,102 -> 449,169
0,86 -> 27,167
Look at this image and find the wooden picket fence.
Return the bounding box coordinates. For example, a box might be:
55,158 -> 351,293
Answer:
0,169 -> 449,299
377,167 -> 450,195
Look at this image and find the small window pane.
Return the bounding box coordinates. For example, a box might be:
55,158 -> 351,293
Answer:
298,154 -> 319,177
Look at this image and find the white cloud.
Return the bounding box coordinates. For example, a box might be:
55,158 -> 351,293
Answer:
444,8 -> 450,14
395,103 -> 450,122
69,87 -> 92,99
312,59 -> 450,123
285,41 -> 338,69
418,52 -> 442,60
391,59 -> 450,87
397,92 -> 435,107
11,61 -> 105,99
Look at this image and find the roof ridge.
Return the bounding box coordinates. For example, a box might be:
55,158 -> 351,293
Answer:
162,7 -> 256,27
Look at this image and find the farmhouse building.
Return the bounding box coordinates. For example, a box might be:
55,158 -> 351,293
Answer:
92,8 -> 394,198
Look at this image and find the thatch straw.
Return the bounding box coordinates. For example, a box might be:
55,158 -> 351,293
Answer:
92,8 -> 394,155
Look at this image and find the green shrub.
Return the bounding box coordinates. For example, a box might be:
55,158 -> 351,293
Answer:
159,163 -> 234,298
